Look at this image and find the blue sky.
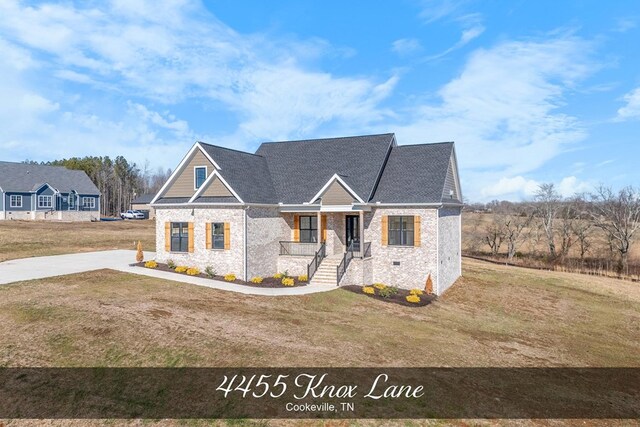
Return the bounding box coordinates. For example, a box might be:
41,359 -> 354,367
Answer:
0,0 -> 639,202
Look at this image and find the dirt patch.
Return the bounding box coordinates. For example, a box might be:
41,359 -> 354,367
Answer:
341,285 -> 436,307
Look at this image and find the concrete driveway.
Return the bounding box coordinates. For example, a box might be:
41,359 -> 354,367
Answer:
0,250 -> 337,296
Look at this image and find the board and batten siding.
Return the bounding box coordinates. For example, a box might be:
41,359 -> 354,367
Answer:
5,192 -> 33,211
164,150 -> 214,197
201,176 -> 233,197
320,180 -> 357,205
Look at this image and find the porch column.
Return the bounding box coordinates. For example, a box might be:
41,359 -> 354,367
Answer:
317,211 -> 322,249
359,210 -> 364,256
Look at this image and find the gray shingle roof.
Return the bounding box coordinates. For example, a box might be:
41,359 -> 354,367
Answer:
255,133 -> 395,204
132,193 -> 154,204
371,142 -> 457,204
0,161 -> 100,195
199,144 -> 277,204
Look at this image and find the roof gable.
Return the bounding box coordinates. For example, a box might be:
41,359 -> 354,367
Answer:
311,174 -> 364,205
0,162 -> 100,195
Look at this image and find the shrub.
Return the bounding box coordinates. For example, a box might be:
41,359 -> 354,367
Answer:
273,273 -> 284,279
136,241 -> 144,263
251,276 -> 263,284
362,286 -> 375,295
297,274 -> 308,282
144,260 -> 158,269
224,274 -> 236,282
175,266 -> 188,273
410,288 -> 424,296
406,294 -> 421,304
373,283 -> 387,290
167,260 -> 176,269
205,266 -> 216,278
186,267 -> 200,276
378,286 -> 399,298
283,270 -> 290,278
282,277 -> 295,286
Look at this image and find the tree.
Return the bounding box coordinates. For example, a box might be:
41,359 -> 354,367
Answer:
481,212 -> 504,256
534,183 -> 561,259
589,185 -> 640,273
569,194 -> 594,263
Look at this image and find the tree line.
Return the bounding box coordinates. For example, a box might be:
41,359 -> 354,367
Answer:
24,157 -> 171,217
466,184 -> 640,276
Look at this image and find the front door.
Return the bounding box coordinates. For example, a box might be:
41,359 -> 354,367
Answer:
345,215 -> 360,249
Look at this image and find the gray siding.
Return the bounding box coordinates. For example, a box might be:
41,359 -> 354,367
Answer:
36,185 -> 55,196
0,191 -> 3,210
5,192 -> 32,211
442,158 -> 458,201
79,195 -> 100,211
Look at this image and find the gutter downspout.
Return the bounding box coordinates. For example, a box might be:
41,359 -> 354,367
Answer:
436,206 -> 440,295
243,206 -> 248,282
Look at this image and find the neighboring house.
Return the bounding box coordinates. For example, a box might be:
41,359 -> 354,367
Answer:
131,194 -> 155,219
0,161 -> 101,221
151,133 -> 462,294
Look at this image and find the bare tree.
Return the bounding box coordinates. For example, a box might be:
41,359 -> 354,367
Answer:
589,185 -> 640,273
501,207 -> 534,261
534,183 -> 561,259
569,194 -> 594,263
482,212 -> 504,256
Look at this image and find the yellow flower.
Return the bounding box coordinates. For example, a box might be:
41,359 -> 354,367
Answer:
186,268 -> 200,276
410,288 -> 423,295
273,273 -> 284,279
406,294 -> 421,303
297,275 -> 308,282
251,276 -> 263,284
373,283 -> 386,290
175,266 -> 188,273
144,261 -> 158,269
282,277 -> 295,286
224,274 -> 236,282
362,286 -> 375,295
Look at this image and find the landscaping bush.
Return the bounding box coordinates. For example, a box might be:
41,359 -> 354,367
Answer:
144,260 -> 158,269
282,277 -> 295,286
175,266 -> 188,273
297,274 -> 308,282
251,276 -> 263,284
373,283 -> 387,290
205,266 -> 216,278
186,267 -> 200,276
362,286 -> 375,295
406,294 -> 421,304
224,274 -> 236,282
136,241 -> 144,262
273,273 -> 284,279
378,286 -> 399,298
167,260 -> 176,269
410,288 -> 424,296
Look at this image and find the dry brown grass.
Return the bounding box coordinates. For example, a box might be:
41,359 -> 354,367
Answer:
0,220 -> 156,262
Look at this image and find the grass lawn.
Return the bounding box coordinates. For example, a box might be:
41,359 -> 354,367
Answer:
0,219 -> 156,262
1,258 -> 637,368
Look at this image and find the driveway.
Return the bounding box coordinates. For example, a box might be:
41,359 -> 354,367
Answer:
0,250 -> 337,296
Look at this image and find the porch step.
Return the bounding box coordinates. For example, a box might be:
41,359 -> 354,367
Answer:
309,254 -> 345,286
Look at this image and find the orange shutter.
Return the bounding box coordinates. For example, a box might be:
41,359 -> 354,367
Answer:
381,215 -> 388,246
188,222 -> 194,253
293,215 -> 300,242
165,222 -> 171,251
414,216 -> 421,247
206,223 -> 212,249
321,214 -> 327,242
224,222 -> 230,250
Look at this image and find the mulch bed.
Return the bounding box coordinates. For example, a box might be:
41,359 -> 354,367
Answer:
133,262 -> 308,288
341,285 -> 436,307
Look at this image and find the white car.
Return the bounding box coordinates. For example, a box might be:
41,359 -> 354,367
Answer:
120,210 -> 145,220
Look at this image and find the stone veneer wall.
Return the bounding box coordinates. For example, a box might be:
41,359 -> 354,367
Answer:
1,210 -> 95,221
437,206 -> 462,294
277,256 -> 313,276
155,207 -> 245,277
246,206 -> 289,279
366,207 -> 439,291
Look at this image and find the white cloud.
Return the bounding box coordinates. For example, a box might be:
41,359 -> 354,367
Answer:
557,176 -> 591,197
424,24 -> 484,60
392,38 -> 422,56
616,87 -> 640,120
481,176 -> 540,199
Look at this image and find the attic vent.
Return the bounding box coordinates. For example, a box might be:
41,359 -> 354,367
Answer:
449,189 -> 454,198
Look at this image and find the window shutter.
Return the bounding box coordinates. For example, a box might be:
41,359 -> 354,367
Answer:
165,222 -> 171,251
414,216 -> 421,247
293,215 -> 300,242
188,222 -> 194,253
321,214 -> 327,242
381,215 -> 388,246
206,223 -> 212,249
224,222 -> 231,250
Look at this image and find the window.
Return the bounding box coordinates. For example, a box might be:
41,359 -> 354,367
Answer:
9,195 -> 22,208
38,195 -> 53,209
69,193 -> 75,208
82,197 -> 95,209
194,166 -> 207,189
388,216 -> 414,246
299,215 -> 318,243
211,222 -> 225,249
171,222 -> 189,252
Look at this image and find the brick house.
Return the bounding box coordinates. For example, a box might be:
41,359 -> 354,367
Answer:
151,133 -> 462,294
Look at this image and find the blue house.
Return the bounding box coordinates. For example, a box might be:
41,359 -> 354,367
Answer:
0,161 -> 101,221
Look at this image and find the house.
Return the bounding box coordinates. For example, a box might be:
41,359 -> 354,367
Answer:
131,194 -> 155,219
0,161 -> 101,221
151,133 -> 462,294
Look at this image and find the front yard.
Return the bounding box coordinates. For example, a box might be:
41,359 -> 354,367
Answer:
0,220 -> 155,262
0,258 -> 637,368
